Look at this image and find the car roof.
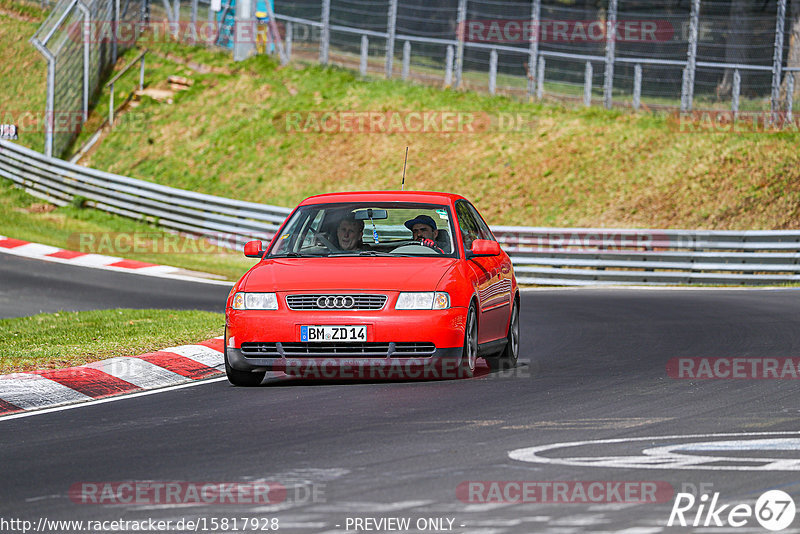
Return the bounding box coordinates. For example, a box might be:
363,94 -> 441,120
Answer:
298,191 -> 467,206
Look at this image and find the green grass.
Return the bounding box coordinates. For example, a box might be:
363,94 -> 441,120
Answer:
1,180 -> 256,281
0,308 -> 224,373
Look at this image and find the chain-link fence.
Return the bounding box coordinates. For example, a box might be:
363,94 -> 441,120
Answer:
31,0 -> 147,157
261,0 -> 800,116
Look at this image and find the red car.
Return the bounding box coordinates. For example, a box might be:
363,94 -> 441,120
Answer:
224,191 -> 519,386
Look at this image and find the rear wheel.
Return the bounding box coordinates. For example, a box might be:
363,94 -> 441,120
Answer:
224,342 -> 266,387
459,304 -> 478,378
489,298 -> 519,371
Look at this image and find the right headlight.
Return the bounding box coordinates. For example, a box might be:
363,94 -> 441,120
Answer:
231,292 -> 279,310
395,292 -> 450,310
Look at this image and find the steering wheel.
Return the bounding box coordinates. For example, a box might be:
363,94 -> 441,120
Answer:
307,228 -> 338,252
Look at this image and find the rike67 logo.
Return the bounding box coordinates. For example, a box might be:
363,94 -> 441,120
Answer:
667,490 -> 796,531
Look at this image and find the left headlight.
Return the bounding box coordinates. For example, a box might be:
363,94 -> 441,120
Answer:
231,292 -> 279,310
395,292 -> 450,310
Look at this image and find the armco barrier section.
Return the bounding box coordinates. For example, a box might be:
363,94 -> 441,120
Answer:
0,140 -> 289,249
1,139 -> 799,286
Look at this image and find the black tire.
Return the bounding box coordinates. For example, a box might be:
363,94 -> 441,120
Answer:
459,304 -> 478,378
224,344 -> 266,387
489,298 -> 519,371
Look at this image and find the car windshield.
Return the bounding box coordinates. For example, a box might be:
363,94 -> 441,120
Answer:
267,202 -> 458,258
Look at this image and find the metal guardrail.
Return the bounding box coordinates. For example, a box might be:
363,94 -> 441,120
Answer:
0,140 -> 289,249
1,139 -> 799,286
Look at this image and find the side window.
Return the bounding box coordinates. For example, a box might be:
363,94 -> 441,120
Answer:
466,202 -> 495,241
455,201 -> 481,250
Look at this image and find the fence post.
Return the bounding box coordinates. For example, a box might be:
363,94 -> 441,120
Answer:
263,0 -> 289,65
454,0 -> 466,89
30,40 -> 55,157
788,73 -> 795,124
285,21 -> 292,60
488,48 -> 497,94
77,0 -> 90,121
445,44 -> 454,86
771,0 -> 787,118
633,63 -> 642,111
603,0 -> 617,109
109,82 -> 115,128
139,53 -> 145,91
536,55 -> 545,99
584,61 -> 592,107
360,35 -> 368,75
113,0 -> 120,63
191,0 -> 198,26
402,40 -> 410,80
681,0 -> 700,112
385,0 -> 398,78
527,0 -> 541,97
233,0 -> 255,61
732,68 -> 740,116
320,0 -> 330,65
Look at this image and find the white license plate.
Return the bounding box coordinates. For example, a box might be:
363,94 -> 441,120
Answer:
301,325 -> 367,342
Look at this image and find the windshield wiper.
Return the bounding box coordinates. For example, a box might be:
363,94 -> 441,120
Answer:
269,252 -> 326,258
328,251 -> 396,257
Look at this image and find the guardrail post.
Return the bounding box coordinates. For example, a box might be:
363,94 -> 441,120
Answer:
633,63 -> 642,111
402,40 -> 410,81
360,35 -> 368,75
681,0 -> 700,112
320,0 -> 330,65
385,0 -> 398,78
454,0 -> 466,89
603,0 -> 617,109
285,22 -> 292,60
584,61 -> 592,107
771,0 -> 787,120
488,48 -> 497,94
732,68 -> 740,117
445,44 -> 454,86
536,55 -> 545,99
527,0 -> 541,97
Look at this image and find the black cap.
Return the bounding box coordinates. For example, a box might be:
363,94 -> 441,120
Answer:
404,215 -> 437,231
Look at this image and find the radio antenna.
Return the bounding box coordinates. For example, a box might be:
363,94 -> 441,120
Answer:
401,147 -> 408,190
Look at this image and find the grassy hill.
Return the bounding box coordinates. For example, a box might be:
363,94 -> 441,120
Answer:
2,4 -> 800,232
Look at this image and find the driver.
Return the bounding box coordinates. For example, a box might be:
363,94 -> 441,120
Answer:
337,215 -> 369,250
404,215 -> 444,253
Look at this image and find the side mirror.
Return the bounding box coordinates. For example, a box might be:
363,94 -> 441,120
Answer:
244,240 -> 264,258
467,239 -> 501,259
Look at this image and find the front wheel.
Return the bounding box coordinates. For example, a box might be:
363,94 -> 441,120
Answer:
224,344 -> 266,386
459,304 -> 478,378
488,298 -> 519,371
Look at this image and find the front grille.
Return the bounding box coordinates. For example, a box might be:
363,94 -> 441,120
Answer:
286,294 -> 387,310
240,342 -> 436,358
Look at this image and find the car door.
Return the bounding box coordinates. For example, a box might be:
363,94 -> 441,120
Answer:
455,200 -> 508,343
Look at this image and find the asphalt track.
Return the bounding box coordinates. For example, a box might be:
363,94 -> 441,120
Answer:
3,256 -> 800,533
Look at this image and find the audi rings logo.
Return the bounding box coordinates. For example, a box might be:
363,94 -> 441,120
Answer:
317,296 -> 355,309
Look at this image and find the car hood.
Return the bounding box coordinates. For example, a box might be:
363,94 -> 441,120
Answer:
242,257 -> 458,292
